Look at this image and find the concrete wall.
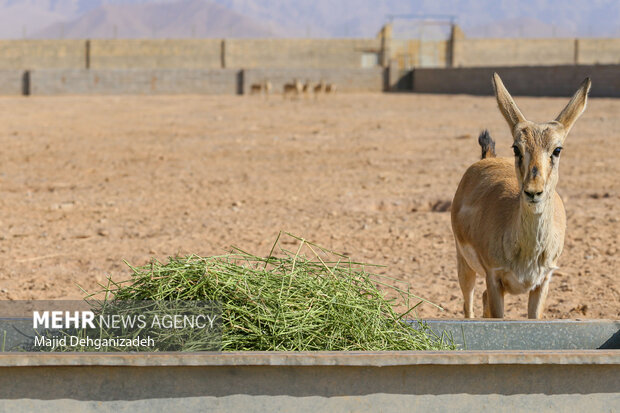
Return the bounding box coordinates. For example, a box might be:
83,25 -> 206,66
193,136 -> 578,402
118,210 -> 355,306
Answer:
578,38 -> 620,65
453,38 -> 577,67
0,39 -> 383,71
0,38 -> 618,96
0,71 -> 26,95
243,68 -> 384,94
412,64 -> 620,97
89,39 -> 223,69
0,40 -> 86,70
10,64 -> 620,96
226,39 -> 382,69
30,69 -> 239,95
26,68 -> 381,95
0,38 -> 619,72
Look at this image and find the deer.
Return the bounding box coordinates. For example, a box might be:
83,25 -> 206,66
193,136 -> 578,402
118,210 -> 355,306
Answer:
250,80 -> 272,97
313,80 -> 325,96
249,82 -> 263,94
283,79 -> 302,98
451,73 -> 591,319
302,80 -> 312,98
325,83 -> 337,94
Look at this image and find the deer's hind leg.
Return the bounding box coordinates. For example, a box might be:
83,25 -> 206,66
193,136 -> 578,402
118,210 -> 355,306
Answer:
457,251 -> 477,318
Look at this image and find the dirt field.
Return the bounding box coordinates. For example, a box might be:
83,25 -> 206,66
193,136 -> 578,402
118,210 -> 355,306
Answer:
0,92 -> 617,319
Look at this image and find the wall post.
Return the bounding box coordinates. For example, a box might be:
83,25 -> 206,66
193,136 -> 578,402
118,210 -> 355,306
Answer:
378,24 -> 392,68
574,38 -> 580,65
85,39 -> 91,69
236,69 -> 244,95
221,39 -> 226,69
21,70 -> 30,96
448,24 -> 465,68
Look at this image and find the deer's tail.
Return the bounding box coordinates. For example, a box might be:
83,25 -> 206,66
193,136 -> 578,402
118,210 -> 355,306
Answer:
478,129 -> 496,159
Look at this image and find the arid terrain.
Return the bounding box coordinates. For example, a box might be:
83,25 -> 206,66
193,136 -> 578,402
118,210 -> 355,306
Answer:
0,92 -> 617,319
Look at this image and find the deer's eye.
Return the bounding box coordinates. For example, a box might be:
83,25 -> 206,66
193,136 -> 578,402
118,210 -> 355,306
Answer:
552,147 -> 562,157
512,145 -> 522,158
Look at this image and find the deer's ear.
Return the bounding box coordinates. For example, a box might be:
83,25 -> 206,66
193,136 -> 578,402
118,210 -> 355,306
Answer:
492,73 -> 526,131
555,77 -> 591,135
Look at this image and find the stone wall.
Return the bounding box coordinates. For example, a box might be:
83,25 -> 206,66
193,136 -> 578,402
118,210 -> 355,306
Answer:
412,65 -> 620,97
0,40 -> 86,70
29,69 -> 239,95
225,39 -> 382,69
0,71 -> 26,95
89,39 -> 223,69
452,38 -> 577,67
0,38 -> 619,72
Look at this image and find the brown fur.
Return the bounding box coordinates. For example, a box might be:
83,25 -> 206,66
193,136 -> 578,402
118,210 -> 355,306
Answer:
314,80 -> 325,94
451,73 -> 591,319
250,84 -> 262,94
250,80 -> 272,96
283,79 -> 302,98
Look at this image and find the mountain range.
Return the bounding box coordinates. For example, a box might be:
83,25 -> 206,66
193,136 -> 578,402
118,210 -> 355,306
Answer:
0,0 -> 617,39
33,0 -> 281,38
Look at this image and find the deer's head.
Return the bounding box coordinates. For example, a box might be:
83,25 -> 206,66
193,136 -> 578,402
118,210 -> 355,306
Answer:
492,73 -> 591,212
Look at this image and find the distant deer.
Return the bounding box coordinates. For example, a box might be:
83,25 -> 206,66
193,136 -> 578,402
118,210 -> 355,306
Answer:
250,80 -> 272,96
325,83 -> 337,94
313,80 -> 325,95
451,73 -> 591,319
250,83 -> 262,94
283,79 -> 302,98
302,80 -> 312,97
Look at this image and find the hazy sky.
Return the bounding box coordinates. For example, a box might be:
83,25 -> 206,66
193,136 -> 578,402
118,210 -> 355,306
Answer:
0,0 -> 618,39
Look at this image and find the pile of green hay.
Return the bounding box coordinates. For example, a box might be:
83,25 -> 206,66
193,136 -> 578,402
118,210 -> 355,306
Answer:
97,234 -> 455,351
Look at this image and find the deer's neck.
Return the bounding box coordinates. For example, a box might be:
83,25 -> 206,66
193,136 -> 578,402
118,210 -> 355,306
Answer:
509,198 -> 555,264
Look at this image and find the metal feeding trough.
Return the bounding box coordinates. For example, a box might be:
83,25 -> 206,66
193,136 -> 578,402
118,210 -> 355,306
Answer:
0,319 -> 618,412
420,319 -> 620,350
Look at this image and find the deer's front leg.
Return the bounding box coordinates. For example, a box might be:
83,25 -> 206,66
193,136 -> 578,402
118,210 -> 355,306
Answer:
484,270 -> 505,318
528,274 -> 552,319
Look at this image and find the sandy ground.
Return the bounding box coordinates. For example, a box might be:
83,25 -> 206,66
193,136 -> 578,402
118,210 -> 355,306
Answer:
0,92 -> 617,319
